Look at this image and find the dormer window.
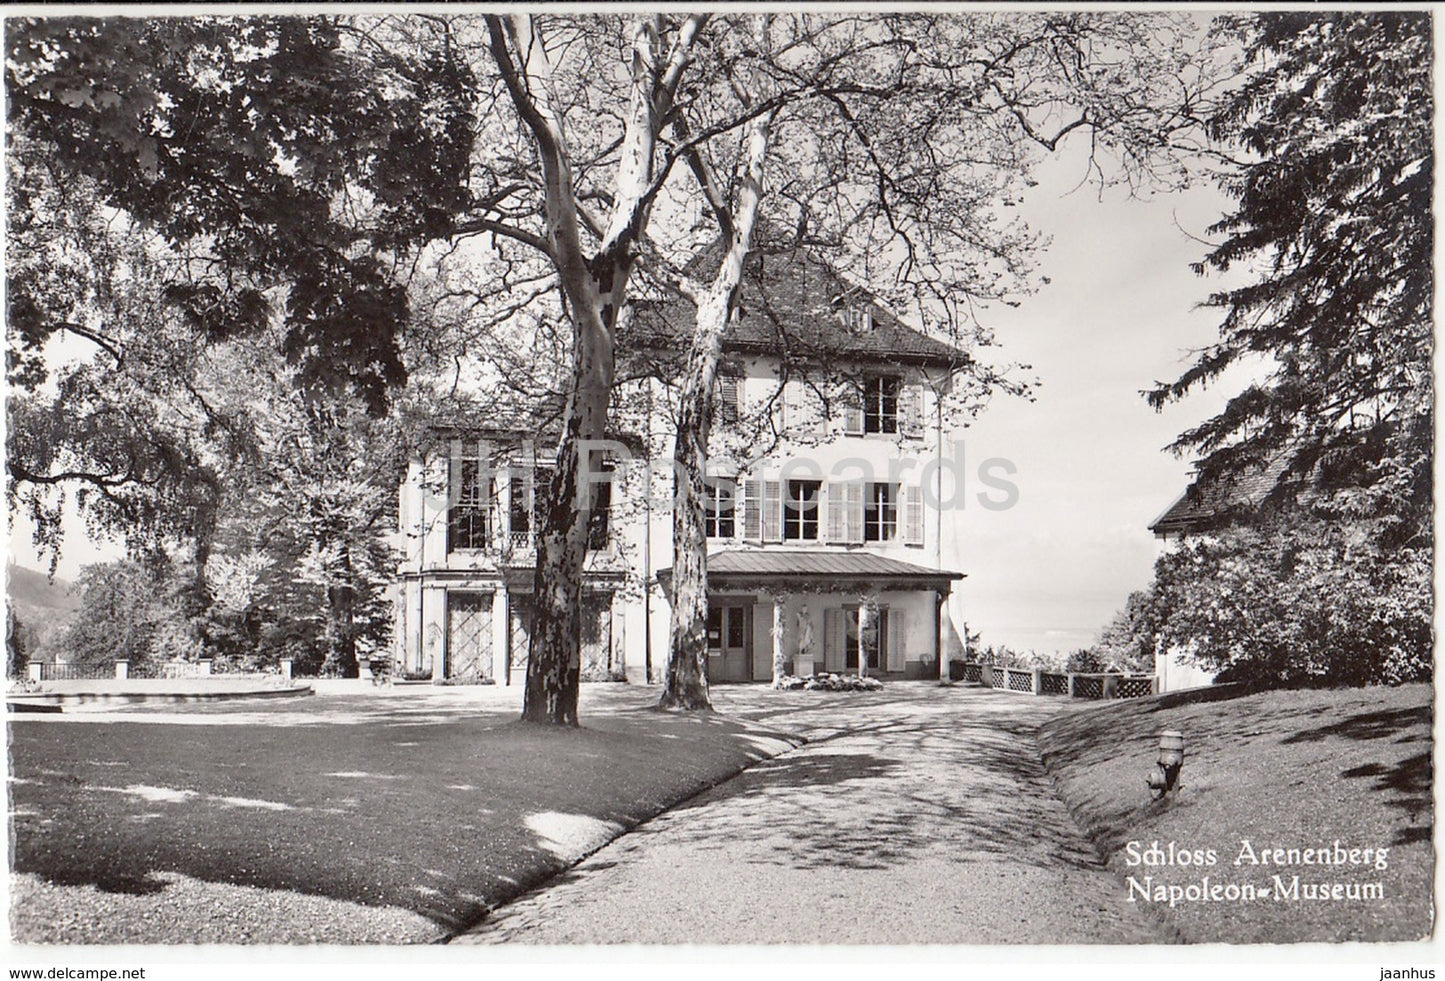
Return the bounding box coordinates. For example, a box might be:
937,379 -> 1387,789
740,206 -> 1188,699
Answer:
841,306 -> 873,333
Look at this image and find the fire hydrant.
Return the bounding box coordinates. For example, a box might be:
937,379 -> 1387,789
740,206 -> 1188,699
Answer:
1147,730 -> 1184,799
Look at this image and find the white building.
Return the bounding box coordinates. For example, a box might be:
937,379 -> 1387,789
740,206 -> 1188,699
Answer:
394,248 -> 973,685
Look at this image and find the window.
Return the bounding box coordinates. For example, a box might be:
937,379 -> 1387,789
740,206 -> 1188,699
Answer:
704,477 -> 736,539
783,479 -> 821,541
864,482 -> 898,542
863,376 -> 900,434
587,463 -> 612,550
447,445 -> 492,552
509,471 -> 532,546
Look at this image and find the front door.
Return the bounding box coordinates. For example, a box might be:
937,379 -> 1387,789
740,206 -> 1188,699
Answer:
447,592 -> 493,682
706,603 -> 750,683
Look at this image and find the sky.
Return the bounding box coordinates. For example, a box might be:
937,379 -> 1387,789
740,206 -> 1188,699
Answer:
8,117 -> 1255,658
951,144 -> 1251,654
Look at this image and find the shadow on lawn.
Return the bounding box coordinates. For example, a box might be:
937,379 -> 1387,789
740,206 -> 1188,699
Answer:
1340,751 -> 1433,846
1283,705 -> 1432,744
9,702 -> 780,940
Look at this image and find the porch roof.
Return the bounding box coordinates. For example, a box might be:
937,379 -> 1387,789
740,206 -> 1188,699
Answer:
659,549 -> 964,594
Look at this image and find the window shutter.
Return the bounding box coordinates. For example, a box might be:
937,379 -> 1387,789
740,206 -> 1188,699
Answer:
448,440 -> 463,506
783,378 -> 803,433
718,375 -> 741,427
846,482 -> 865,543
763,480 -> 783,542
900,384 -> 924,437
743,479 -> 762,541
825,483 -> 844,543
824,608 -> 845,672
903,484 -> 924,546
887,609 -> 907,672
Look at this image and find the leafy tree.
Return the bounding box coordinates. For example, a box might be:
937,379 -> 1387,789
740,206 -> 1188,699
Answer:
7,16 -> 476,412
1093,590 -> 1160,672
61,559 -> 170,670
1150,12 -> 1432,539
1145,12 -> 1431,687
457,12 -> 1222,719
1150,513 -> 1431,687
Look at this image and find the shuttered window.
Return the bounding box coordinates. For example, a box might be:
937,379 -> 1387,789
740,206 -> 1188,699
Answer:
704,476 -> 737,539
742,479 -> 762,541
717,375 -> 741,427
864,482 -> 898,542
863,376 -> 900,434
783,480 -> 821,540
764,479 -> 784,542
899,384 -> 924,437
823,608 -> 846,672
887,609 -> 908,672
903,484 -> 924,546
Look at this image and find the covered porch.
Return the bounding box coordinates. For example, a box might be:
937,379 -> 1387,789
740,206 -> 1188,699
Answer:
663,550 -> 965,684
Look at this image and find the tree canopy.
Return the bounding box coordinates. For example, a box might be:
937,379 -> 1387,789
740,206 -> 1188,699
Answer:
1142,11 -> 1432,689
1151,11 -> 1431,544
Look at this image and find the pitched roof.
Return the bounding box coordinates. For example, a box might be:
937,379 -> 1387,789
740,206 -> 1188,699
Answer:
658,548 -> 964,590
1148,458 -> 1292,537
627,243 -> 970,369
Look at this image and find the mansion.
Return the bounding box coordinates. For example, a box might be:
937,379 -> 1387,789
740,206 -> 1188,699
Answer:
393,249 -> 973,685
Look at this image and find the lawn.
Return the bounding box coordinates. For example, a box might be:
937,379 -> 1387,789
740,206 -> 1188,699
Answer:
8,684 -> 798,944
1037,682 -> 1433,943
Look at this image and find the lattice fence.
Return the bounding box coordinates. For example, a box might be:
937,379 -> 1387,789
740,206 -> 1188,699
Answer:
1117,675 -> 1157,699
956,662 -> 1157,702
1040,672 -> 1069,695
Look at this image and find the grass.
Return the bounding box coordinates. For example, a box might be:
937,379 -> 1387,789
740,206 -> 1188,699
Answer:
1037,682 -> 1433,943
8,684 -> 798,943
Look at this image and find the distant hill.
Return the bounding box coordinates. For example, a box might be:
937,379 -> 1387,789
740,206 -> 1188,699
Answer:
8,564 -> 80,617
7,564 -> 80,657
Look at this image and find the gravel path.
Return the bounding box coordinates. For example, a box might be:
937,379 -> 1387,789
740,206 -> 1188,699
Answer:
455,684 -> 1165,945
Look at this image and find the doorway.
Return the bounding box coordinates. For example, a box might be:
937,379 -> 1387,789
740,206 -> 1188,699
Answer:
706,602 -> 750,682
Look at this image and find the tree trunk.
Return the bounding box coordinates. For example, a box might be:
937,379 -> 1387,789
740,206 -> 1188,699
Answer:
523,432 -> 586,724
658,114 -> 775,709
660,357 -> 715,710
323,544 -> 358,678
522,283 -> 617,725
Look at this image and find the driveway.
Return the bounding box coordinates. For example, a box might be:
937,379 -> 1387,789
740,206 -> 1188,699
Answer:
454,683 -> 1165,945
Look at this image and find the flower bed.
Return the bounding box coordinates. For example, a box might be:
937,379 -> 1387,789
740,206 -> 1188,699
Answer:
773,673 -> 884,692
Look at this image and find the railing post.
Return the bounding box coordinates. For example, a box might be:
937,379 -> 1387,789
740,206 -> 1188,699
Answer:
1031,668 -> 1042,695
1067,673 -> 1076,698
1103,674 -> 1119,699
28,662 -> 43,683
198,659 -> 213,677
1152,674 -> 1160,695
114,660 -> 129,680
280,658 -> 293,683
